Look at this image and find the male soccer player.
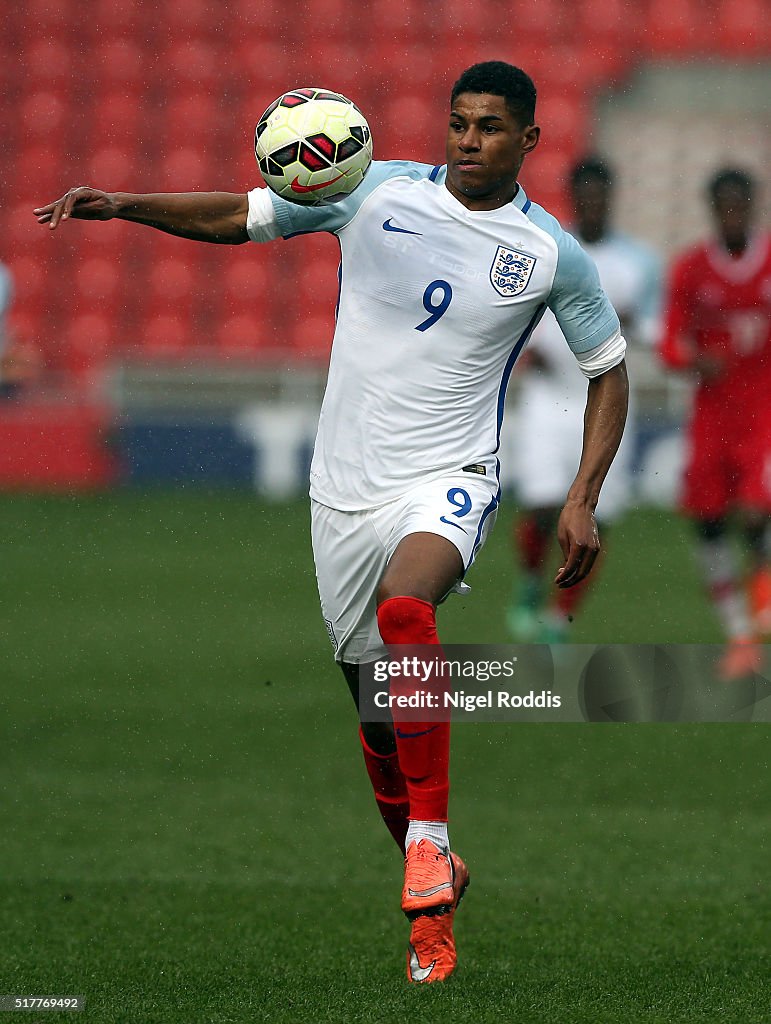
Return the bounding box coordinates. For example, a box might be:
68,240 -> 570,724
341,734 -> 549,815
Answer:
34,62 -> 628,983
507,157 -> 660,641
660,168 -> 771,679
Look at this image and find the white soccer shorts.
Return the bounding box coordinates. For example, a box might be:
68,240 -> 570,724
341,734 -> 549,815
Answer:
311,468 -> 500,664
510,383 -> 632,522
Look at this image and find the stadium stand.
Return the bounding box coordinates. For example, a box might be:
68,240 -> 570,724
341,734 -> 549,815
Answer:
2,0 -> 770,389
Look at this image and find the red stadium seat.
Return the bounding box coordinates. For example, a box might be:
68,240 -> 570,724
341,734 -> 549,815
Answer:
292,0 -> 349,34
530,94 -> 587,156
520,148 -> 574,217
7,256 -> 47,322
73,258 -> 122,320
7,203 -> 48,257
162,0 -> 224,39
23,0 -> 75,37
644,0 -> 713,56
142,230 -> 205,264
228,40 -> 295,98
535,45 -> 612,97
13,145 -> 71,203
21,91 -> 69,144
290,313 -> 335,362
369,0 -> 433,43
218,255 -> 271,318
22,39 -> 74,91
435,2 -> 486,58
375,43 -> 445,97
140,312 -> 195,357
715,0 -> 769,57
91,39 -> 146,91
75,219 -> 136,262
85,0 -> 142,38
576,0 -> 638,47
284,240 -> 340,360
143,257 -> 203,316
7,308 -> 48,352
229,0 -> 286,34
164,93 -> 221,149
61,311 -> 114,379
494,0 -> 574,45
157,258 -> 201,303
157,148 -> 216,190
215,312 -> 276,357
378,95 -> 439,163
163,39 -> 221,91
298,45 -> 369,104
88,92 -> 149,149
87,147 -> 138,193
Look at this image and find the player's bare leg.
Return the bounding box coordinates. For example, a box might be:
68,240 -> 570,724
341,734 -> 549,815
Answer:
376,532 -> 469,983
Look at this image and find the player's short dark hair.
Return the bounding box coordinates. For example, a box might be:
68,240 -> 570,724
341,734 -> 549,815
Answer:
569,156 -> 614,190
451,61 -> 536,126
707,167 -> 755,200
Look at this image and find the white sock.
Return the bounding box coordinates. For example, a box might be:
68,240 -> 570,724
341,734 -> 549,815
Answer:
697,538 -> 752,638
405,820 -> 449,853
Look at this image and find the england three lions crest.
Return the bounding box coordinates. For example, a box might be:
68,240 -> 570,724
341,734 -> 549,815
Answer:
490,245 -> 537,297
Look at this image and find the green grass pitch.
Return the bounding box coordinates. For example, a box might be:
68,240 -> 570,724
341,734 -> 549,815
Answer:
1,493 -> 768,1023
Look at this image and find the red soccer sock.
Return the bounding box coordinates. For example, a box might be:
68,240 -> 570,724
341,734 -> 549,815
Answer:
376,596 -> 450,822
358,727 -> 410,851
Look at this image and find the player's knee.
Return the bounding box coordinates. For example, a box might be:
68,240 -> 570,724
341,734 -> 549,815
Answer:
376,594 -> 436,644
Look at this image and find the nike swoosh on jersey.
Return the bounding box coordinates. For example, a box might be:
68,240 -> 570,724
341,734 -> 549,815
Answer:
382,218 -> 423,235
290,172 -> 346,194
408,942 -> 436,982
396,726 -> 439,739
407,880 -> 454,898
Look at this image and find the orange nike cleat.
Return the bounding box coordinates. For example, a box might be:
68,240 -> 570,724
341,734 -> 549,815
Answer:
718,636 -> 763,681
749,568 -> 771,635
407,912 -> 456,983
401,839 -> 455,916
404,847 -> 470,984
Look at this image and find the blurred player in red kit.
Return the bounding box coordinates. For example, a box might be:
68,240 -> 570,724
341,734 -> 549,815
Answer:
660,168 -> 771,677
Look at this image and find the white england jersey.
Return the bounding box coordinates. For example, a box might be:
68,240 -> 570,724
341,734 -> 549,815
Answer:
247,161 -> 622,511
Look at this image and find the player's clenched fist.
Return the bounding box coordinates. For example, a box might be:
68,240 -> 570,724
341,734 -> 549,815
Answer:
33,187 -> 118,230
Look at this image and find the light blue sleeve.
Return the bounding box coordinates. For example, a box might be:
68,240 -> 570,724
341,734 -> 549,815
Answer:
528,205 -> 620,355
269,159 -> 437,238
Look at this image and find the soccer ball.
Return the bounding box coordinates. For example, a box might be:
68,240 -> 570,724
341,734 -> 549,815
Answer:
255,88 -> 373,205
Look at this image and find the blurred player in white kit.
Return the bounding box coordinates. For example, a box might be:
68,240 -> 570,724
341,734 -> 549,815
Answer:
507,158 -> 661,641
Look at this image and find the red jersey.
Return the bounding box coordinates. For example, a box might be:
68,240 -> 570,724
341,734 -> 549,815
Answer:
660,233 -> 771,414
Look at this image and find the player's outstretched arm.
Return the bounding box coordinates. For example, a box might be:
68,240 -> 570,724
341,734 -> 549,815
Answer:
555,360 -> 629,589
33,187 -> 249,244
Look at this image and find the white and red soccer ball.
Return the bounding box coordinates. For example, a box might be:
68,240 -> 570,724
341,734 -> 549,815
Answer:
255,88 -> 373,205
